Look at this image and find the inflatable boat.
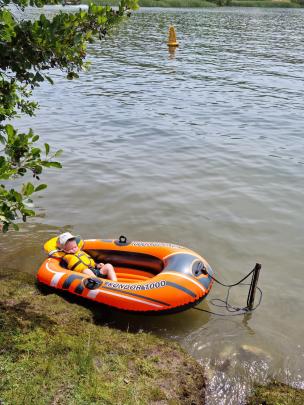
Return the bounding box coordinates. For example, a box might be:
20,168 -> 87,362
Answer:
37,236 -> 214,314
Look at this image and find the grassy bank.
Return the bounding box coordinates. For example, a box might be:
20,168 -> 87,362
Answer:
83,0 -> 304,8
0,271 -> 206,405
1,270 -> 303,404
246,381 -> 304,404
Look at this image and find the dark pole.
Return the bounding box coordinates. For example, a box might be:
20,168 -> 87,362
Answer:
247,263 -> 261,311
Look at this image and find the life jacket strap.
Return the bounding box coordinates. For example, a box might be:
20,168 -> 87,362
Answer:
70,260 -> 83,271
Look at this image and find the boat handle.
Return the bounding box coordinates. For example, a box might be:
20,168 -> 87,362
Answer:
119,235 -> 127,244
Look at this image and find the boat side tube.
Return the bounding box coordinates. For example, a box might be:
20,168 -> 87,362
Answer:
37,238 -> 214,314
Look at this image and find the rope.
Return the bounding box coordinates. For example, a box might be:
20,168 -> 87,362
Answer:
209,264 -> 260,287
193,264 -> 263,316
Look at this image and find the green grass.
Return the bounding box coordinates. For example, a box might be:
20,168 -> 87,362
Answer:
0,272 -> 206,405
246,381 -> 304,405
1,271 -> 303,404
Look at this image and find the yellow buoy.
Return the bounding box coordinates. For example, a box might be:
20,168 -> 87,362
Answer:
167,25 -> 179,47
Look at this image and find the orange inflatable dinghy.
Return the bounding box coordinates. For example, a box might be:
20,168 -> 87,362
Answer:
37,236 -> 214,314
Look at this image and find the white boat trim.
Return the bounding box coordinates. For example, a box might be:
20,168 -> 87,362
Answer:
164,271 -> 206,293
87,289 -> 164,308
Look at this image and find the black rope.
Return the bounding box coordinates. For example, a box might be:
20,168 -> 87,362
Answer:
209,265 -> 258,287
193,264 -> 263,316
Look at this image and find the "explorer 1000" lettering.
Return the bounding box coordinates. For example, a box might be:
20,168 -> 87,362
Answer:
104,280 -> 167,291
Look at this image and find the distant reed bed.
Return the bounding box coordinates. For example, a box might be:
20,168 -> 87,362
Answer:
83,0 -> 303,7
83,0 -> 216,6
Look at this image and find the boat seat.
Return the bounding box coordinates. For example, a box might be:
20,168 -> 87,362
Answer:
58,262 -> 155,283
115,267 -> 155,282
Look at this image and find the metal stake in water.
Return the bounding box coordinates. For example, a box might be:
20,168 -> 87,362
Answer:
246,263 -> 261,311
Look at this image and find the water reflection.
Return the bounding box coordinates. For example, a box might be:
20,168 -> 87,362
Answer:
168,45 -> 177,60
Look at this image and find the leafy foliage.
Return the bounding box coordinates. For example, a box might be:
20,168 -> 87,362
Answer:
0,0 -> 138,232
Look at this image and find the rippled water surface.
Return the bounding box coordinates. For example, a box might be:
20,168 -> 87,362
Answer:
1,6 -> 304,404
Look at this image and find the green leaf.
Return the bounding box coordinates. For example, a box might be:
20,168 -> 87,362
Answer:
67,72 -> 79,80
42,161 -> 62,168
2,223 -> 9,233
0,156 -> 6,167
45,143 -> 50,156
45,76 -> 54,85
34,72 -> 44,83
5,124 -> 14,138
22,209 -> 35,217
11,190 -> 22,203
22,182 -> 35,196
31,147 -> 41,157
35,184 -> 47,192
17,168 -> 27,176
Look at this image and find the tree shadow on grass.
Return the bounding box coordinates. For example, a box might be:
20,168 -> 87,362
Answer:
36,281 -> 145,332
0,299 -> 57,333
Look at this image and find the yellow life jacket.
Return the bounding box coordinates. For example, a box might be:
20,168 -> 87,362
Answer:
44,236 -> 90,273
62,250 -> 96,273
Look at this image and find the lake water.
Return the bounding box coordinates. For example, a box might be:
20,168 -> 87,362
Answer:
1,6 -> 304,404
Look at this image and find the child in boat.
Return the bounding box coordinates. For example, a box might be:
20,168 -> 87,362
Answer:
57,232 -> 117,281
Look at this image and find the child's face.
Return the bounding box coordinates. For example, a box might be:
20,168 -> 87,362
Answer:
64,239 -> 79,254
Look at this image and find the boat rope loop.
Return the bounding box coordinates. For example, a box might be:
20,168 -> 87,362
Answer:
194,263 -> 263,316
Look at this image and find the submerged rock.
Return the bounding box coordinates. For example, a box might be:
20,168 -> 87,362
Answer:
241,344 -> 272,359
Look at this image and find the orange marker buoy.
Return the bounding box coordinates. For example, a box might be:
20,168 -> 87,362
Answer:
167,25 -> 179,47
